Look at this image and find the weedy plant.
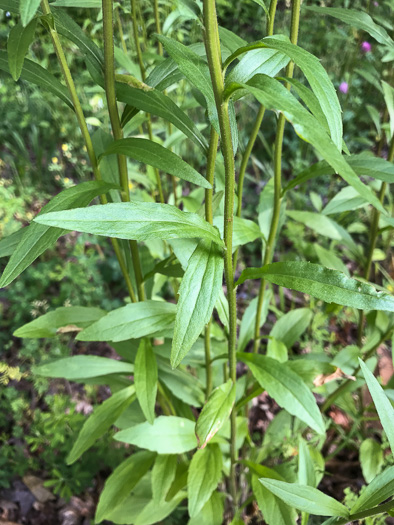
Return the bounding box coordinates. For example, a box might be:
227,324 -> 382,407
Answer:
1,0 -> 394,523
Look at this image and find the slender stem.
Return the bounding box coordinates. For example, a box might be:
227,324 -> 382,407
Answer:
115,6 -> 128,54
103,0 -> 146,301
267,0 -> 278,35
131,0 -> 146,81
40,0 -> 137,303
153,0 -> 163,56
203,0 -> 237,506
252,0 -> 301,354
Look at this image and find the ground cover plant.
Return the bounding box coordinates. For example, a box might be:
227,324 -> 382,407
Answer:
1,0 -> 394,523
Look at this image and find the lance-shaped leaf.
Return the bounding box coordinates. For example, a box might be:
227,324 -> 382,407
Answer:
171,239 -> 224,368
0,229 -> 25,258
33,355 -> 134,380
238,290 -> 272,352
213,216 -> 263,249
20,0 -> 41,26
188,444 -> 223,517
67,385 -> 135,464
34,202 -> 224,246
152,454 -> 178,502
237,75 -> 384,213
77,301 -> 176,342
359,438 -> 384,483
350,466 -> 394,514
134,339 -> 158,424
259,479 -> 349,518
100,138 -> 211,189
7,18 -> 37,81
95,451 -> 156,523
237,262 -> 394,312
253,475 -> 297,525
226,46 -> 290,85
238,353 -> 325,434
0,181 -> 117,288
195,379 -> 236,449
115,416 -> 197,454
359,359 -> 394,453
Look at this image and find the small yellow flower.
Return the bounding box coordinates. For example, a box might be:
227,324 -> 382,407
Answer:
129,181 -> 134,190
52,157 -> 58,164
62,144 -> 69,152
387,284 -> 394,293
64,177 -> 70,184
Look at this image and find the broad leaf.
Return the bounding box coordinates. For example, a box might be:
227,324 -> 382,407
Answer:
360,438 -> 384,483
34,203 -> 224,246
237,262 -> 394,312
188,444 -> 222,517
135,339 -> 158,424
7,18 -> 37,81
152,454 -> 178,502
253,475 -> 297,525
322,186 -> 367,215
350,466 -> 394,513
76,301 -> 176,342
187,492 -> 224,525
33,356 -> 134,380
195,379 -> 236,449
226,47 -> 289,85
135,491 -> 186,525
171,239 -> 224,368
67,385 -> 135,464
238,353 -> 325,434
269,308 -> 312,349
115,416 -> 197,454
20,0 -> 41,26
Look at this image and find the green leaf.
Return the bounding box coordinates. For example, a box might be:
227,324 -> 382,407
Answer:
115,416 -> 197,454
315,245 -> 350,277
33,355 -> 134,380
0,229 -> 25,258
226,46 -> 289,85
0,181 -> 117,288
360,438 -> 384,483
100,138 -> 211,189
237,262 -> 394,312
95,451 -> 156,523
219,26 -> 246,54
267,338 -> 288,363
135,491 -> 186,525
67,385 -> 135,464
135,339 -> 158,424
77,301 -> 176,342
187,488 -> 224,525
19,0 -> 41,26
253,475 -> 297,525
269,308 -> 313,349
7,18 -> 37,81
213,216 -> 262,249
195,379 -> 236,449
298,438 -> 316,487
304,6 -> 394,48
151,454 -> 178,502
171,239 -> 223,368
382,81 -> 394,139
188,444 -> 222,517
34,202 -> 224,246
322,186 -> 367,215
238,290 -> 272,352
51,0 -> 101,6
13,306 -> 106,338
359,358 -> 394,453
259,479 -> 349,517
238,353 -> 325,434
158,358 -> 205,407
350,466 -> 394,513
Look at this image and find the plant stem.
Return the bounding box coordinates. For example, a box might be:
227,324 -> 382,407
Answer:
252,0 -> 301,354
203,0 -> 237,506
103,0 -> 146,301
153,0 -> 163,56
267,0 -> 278,35
115,6 -> 128,54
40,0 -> 137,303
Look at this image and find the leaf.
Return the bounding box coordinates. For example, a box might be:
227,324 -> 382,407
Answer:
51,0 -> 101,6
157,358 -> 205,407
382,81 -> 394,139
213,216 -> 262,249
252,475 -> 297,525
238,290 -> 272,352
135,339 -> 158,424
34,202 -> 224,246
267,338 -> 288,363
359,358 -> 394,453
13,306 -> 106,338
237,262 -> 394,312
76,301 -> 176,342
195,379 -> 236,449
100,138 -> 211,189
115,416 -> 197,454
171,240 -> 223,368
7,18 -> 37,81
259,479 -> 349,517
322,186 -> 367,215
188,444 -> 222,517
360,438 -> 384,483
0,181 -> 117,288
187,487 -> 224,525
218,26 -> 246,54
135,491 -> 186,525
269,308 -> 313,349
0,229 -> 25,258
298,438 -> 316,487
151,454 -> 178,502
350,466 -> 394,513
238,353 -> 325,434
19,0 -> 41,26
226,47 -> 289,85
95,451 -> 156,523
67,385 -> 135,464
315,245 -> 350,277
33,355 -> 134,380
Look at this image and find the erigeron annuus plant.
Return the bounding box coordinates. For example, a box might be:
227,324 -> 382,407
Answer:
2,0 -> 394,523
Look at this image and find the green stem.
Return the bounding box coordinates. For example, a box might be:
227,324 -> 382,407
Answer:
40,0 -> 137,303
131,0 -> 146,81
252,0 -> 301,354
203,0 -> 237,506
267,0 -> 278,36
153,0 -> 163,56
103,0 -> 146,301
115,6 -> 128,54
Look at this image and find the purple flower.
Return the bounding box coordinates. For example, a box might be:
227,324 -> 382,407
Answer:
373,1 -> 379,6
361,41 -> 372,53
339,82 -> 349,94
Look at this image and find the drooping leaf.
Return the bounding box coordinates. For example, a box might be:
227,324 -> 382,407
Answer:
238,353 -> 325,434
7,18 -> 37,81
115,416 -> 197,454
67,385 -> 135,464
134,339 -> 158,424
359,438 -> 384,483
95,451 -> 156,523
171,239 -> 223,368
259,479 -> 349,517
34,203 -> 224,246
188,444 -> 222,517
195,379 -> 236,449
350,466 -> 394,513
33,356 -> 134,380
151,454 -> 178,502
237,262 -> 394,312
